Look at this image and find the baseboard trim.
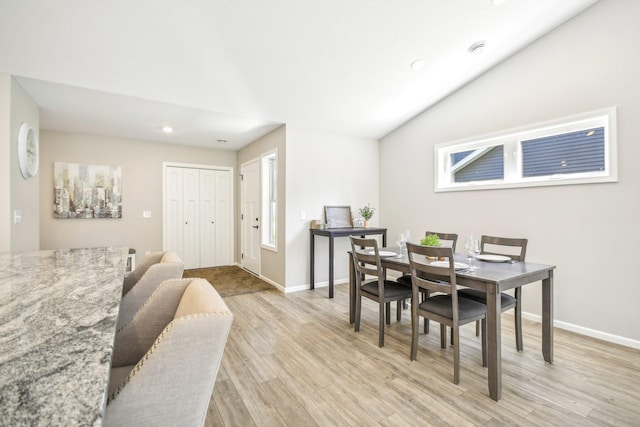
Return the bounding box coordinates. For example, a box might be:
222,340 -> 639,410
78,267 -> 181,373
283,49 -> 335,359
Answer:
284,278 -> 349,294
240,264 -> 640,350
522,312 -> 640,350
258,275 -> 284,293
233,262 -> 285,292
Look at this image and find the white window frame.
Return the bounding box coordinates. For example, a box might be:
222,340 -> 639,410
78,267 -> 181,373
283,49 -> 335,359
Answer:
435,107 -> 618,192
261,149 -> 278,251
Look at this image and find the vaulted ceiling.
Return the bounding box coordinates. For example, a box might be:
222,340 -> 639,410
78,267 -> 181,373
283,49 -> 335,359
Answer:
0,0 -> 598,150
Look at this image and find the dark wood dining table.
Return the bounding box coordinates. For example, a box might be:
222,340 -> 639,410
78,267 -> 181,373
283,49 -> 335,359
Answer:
347,249 -> 556,401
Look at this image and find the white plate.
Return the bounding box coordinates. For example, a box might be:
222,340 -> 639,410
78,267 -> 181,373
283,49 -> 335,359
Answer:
430,261 -> 469,270
367,250 -> 397,257
476,254 -> 511,262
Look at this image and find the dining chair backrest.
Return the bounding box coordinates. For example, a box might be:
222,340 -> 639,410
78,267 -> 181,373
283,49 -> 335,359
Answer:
406,243 -> 457,297
425,231 -> 458,252
349,236 -> 383,279
480,235 -> 528,261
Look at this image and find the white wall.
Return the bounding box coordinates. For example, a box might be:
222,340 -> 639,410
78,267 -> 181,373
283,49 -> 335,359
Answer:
237,125 -> 286,286
0,74 -> 11,252
40,131 -> 236,258
10,78 -> 40,252
285,125 -> 379,290
379,0 -> 640,346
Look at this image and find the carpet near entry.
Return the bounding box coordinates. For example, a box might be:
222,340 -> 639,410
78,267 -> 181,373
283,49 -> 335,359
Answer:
182,266 -> 273,297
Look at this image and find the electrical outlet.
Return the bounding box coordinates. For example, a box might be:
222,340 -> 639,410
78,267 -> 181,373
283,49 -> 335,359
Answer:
14,210 -> 22,224
300,211 -> 306,220
143,210 -> 152,218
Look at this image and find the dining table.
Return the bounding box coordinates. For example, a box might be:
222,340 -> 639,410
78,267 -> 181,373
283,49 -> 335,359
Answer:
347,248 -> 556,401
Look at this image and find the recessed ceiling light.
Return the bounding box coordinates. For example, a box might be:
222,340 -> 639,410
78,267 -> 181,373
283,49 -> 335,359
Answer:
468,41 -> 487,55
161,126 -> 174,133
410,59 -> 425,71
491,0 -> 507,5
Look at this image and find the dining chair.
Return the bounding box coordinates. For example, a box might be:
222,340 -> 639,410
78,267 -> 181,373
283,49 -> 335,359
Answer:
121,251 -> 184,296
398,231 -> 459,332
118,251 -> 184,329
350,236 -> 413,347
106,278 -> 233,427
398,230 -> 459,286
425,231 -> 458,251
458,235 -> 528,351
406,242 -> 486,384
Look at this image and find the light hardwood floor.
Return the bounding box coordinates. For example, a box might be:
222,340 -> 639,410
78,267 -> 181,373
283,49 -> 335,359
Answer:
205,284 -> 640,426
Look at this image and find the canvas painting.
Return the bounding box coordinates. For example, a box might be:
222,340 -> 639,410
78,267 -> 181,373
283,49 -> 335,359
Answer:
53,162 -> 122,219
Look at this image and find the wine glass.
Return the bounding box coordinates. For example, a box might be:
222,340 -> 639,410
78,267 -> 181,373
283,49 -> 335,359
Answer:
464,235 -> 475,260
396,232 -> 406,255
467,238 -> 481,271
405,230 -> 411,244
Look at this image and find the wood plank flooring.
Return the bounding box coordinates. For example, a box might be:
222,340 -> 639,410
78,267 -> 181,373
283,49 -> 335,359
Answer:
205,284 -> 640,426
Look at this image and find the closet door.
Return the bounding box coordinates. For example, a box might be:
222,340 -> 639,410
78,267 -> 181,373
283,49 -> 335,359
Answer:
214,170 -> 231,266
182,168 -> 200,270
200,169 -> 231,268
199,169 -> 217,268
165,165 -> 232,269
165,167 -> 184,258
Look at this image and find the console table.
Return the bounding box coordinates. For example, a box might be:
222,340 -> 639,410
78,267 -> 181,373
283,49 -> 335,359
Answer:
310,227 -> 387,298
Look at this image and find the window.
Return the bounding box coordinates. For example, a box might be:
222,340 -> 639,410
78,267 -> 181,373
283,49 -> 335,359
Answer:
435,107 -> 617,192
261,150 -> 277,250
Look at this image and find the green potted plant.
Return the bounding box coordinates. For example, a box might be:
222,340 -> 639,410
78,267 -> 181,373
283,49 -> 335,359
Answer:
420,233 -> 442,259
358,204 -> 375,228
420,233 -> 441,247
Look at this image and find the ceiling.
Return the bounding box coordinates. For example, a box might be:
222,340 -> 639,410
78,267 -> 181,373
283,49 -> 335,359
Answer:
0,0 -> 598,151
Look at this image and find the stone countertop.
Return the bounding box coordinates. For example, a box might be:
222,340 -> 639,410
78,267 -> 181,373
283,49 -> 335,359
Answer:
0,247 -> 128,426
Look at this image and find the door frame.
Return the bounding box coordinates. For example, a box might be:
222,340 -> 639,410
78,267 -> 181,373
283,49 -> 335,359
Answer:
162,162 -> 234,264
240,157 -> 261,275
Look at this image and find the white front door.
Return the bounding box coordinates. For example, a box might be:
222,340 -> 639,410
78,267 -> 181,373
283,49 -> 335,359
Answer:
241,159 -> 260,274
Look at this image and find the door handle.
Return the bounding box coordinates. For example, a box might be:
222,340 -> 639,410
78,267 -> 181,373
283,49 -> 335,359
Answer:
252,225 -> 259,229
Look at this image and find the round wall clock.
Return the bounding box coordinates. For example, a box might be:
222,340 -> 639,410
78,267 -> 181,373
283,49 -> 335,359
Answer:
17,122 -> 39,179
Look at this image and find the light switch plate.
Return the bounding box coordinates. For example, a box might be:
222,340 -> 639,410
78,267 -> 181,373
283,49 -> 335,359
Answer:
14,210 -> 22,224
143,210 -> 152,218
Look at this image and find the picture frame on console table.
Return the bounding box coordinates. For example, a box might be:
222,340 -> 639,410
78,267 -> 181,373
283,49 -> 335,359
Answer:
324,205 -> 353,228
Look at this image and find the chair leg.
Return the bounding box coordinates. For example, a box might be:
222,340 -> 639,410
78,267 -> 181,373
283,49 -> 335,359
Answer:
422,292 -> 430,334
385,302 -> 391,325
481,318 -> 487,368
440,324 -> 447,349
411,304 -> 419,360
379,301 -> 385,347
452,325 -> 460,385
397,300 -> 402,321
354,294 -> 362,333
515,287 -> 523,352
475,320 -> 480,336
